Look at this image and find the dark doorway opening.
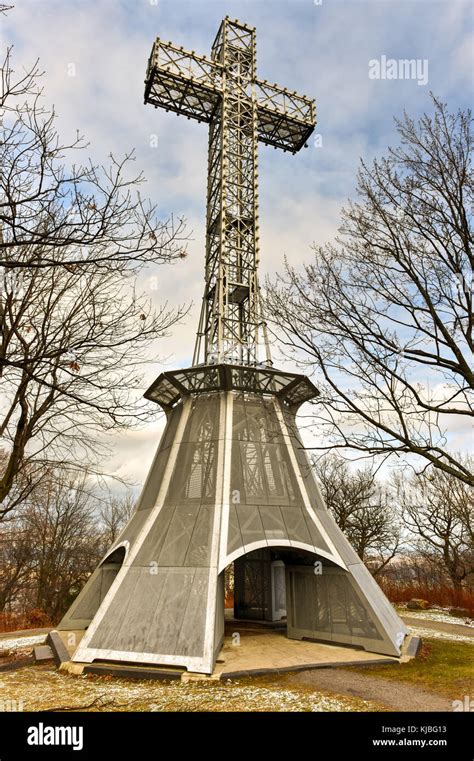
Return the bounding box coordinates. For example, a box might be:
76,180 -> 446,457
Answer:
226,547 -> 316,627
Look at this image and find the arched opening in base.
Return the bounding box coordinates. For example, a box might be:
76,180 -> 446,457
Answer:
225,547 -> 319,628
220,546 -> 385,653
58,545 -> 127,631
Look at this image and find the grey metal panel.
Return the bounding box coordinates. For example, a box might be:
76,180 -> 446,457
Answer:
184,507 -> 214,566
88,566 -> 209,659
259,505 -> 287,542
282,407 -> 324,509
157,505 -> 199,566
58,565 -> 109,629
71,566 -> 118,621
349,561 -> 409,644
88,568 -> 143,651
136,450 -> 174,509
132,507 -> 176,567
286,565 -> 402,656
58,548 -> 127,631
136,405 -> 182,512
235,504 -> 266,546
230,395 -> 301,506
227,504 -> 244,555
166,441 -> 218,504
302,511 -> 331,555
280,506 -> 313,546
175,569 -> 210,656
58,567 -> 102,628
165,396 -> 220,505
100,568 -> 168,653
144,568 -> 199,655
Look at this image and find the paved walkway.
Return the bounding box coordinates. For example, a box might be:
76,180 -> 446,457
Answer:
282,668 -> 453,712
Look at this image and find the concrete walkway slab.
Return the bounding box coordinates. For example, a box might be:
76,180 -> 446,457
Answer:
214,629 -> 397,678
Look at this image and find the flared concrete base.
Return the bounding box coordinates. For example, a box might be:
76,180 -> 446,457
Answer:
59,379 -> 409,674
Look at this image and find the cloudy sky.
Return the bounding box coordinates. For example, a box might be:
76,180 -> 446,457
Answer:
3,0 -> 472,487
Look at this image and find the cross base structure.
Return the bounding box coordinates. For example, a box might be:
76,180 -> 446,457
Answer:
60,365 -> 407,673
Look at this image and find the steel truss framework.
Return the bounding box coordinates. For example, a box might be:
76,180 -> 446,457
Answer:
144,363 -> 320,414
144,16 -> 316,366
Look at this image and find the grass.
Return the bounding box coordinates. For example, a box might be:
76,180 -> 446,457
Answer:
348,638 -> 474,700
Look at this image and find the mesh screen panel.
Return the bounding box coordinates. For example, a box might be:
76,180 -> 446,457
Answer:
228,393 -> 333,556
166,396 -> 220,505
287,566 -> 383,642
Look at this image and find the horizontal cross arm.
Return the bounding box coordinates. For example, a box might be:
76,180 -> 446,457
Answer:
144,39 -> 223,123
255,79 -> 316,152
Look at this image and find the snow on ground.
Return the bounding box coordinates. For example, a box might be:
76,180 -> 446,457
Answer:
0,635 -> 46,652
401,608 -> 474,627
407,626 -> 474,645
0,666 -> 379,712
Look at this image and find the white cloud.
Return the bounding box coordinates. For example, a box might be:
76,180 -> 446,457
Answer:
3,0 -> 471,486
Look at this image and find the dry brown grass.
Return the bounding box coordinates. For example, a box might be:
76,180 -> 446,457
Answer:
380,580 -> 474,614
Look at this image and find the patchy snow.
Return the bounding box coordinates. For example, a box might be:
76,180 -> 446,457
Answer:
0,667 -> 378,712
402,609 -> 474,627
407,626 -> 474,645
0,635 -> 46,652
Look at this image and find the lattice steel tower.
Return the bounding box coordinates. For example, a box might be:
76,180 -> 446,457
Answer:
59,18 -> 408,677
143,17 -> 314,365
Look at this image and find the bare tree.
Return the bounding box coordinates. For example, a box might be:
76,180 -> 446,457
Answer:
0,477 -> 137,619
99,494 -> 135,550
315,455 -> 400,574
0,41 -> 189,515
266,97 -> 473,485
0,41 -> 188,272
0,516 -> 34,611
20,469 -> 103,620
0,250 -> 185,515
394,460 -> 473,591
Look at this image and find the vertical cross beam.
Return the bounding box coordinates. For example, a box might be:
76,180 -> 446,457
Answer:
198,19 -> 262,366
144,16 -> 316,368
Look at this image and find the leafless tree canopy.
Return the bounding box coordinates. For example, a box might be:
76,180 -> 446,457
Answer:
315,454 -> 400,574
0,44 -> 188,272
394,459 -> 473,591
267,97 -> 473,485
0,42 -> 188,515
0,470 -> 134,620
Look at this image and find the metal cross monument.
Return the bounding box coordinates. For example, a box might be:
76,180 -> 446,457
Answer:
58,19 -> 409,675
144,16 -> 315,366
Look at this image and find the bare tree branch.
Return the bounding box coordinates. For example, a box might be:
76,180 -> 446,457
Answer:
266,96 -> 473,485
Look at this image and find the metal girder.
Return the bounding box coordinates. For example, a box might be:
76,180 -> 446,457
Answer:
144,16 -> 316,366
144,40 -> 222,122
144,36 -> 316,150
254,80 -> 315,152
144,363 -> 319,414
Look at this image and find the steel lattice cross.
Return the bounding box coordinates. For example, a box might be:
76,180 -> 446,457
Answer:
144,16 -> 316,367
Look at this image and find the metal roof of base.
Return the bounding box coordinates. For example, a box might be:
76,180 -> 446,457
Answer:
144,363 -> 319,413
